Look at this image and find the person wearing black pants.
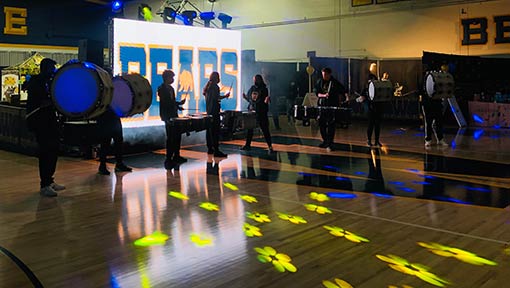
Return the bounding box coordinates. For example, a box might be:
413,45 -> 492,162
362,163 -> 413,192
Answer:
241,74 -> 273,152
421,96 -> 448,148
204,72 -> 229,158
25,58 -> 65,197
314,67 -> 346,150
159,70 -> 187,169
366,101 -> 384,147
97,108 -> 132,175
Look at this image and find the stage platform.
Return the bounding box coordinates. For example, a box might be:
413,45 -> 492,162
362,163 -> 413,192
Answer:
1,120 -> 510,288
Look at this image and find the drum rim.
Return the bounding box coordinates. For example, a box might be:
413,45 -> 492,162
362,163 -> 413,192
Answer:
50,62 -> 105,118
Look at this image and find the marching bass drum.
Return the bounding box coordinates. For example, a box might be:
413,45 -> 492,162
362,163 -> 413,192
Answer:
368,80 -> 393,102
111,74 -> 152,117
51,61 -> 113,119
425,71 -> 455,99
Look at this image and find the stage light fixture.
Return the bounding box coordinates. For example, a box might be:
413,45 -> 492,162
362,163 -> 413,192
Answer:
218,13 -> 232,29
162,7 -> 177,23
138,4 -> 153,21
181,10 -> 197,26
111,1 -> 123,14
199,11 -> 215,27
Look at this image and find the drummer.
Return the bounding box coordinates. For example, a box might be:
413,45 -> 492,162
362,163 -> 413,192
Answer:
359,68 -> 386,148
421,65 -> 449,148
158,69 -> 187,169
314,67 -> 346,150
203,71 -> 229,158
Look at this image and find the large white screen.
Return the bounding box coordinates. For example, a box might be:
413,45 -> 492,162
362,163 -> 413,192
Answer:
113,18 -> 241,126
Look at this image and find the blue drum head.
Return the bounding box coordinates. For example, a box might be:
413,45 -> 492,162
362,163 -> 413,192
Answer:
112,77 -> 134,117
52,63 -> 100,116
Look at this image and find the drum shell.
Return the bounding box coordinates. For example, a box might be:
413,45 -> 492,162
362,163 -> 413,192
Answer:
168,117 -> 192,133
51,62 -> 113,119
241,111 -> 257,130
368,80 -> 393,102
190,114 -> 212,132
425,72 -> 455,99
304,106 -> 319,119
112,74 -> 152,117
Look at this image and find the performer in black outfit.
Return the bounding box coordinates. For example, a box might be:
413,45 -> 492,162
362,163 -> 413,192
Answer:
286,81 -> 299,123
421,65 -> 449,148
159,70 -> 187,169
97,108 -> 132,175
314,67 -> 346,150
364,72 -> 384,148
203,71 -> 229,157
25,58 -> 65,197
241,74 -> 273,152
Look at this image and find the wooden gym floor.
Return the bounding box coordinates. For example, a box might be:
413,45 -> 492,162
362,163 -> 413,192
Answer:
1,120 -> 510,288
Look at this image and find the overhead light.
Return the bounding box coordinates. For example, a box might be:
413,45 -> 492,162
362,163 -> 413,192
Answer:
162,7 -> 177,23
111,1 -> 123,13
199,12 -> 215,27
218,13 -> 232,29
138,4 -> 153,21
181,10 -> 197,26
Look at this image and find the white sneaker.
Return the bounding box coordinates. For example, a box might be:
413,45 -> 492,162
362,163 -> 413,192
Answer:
437,139 -> 449,147
425,140 -> 432,147
50,182 -> 66,191
40,186 -> 58,197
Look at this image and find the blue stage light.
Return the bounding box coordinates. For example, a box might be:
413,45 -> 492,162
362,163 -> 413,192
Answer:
473,129 -> 484,140
200,11 -> 215,27
218,13 -> 232,29
473,114 -> 484,123
326,192 -> 357,199
112,1 -> 123,13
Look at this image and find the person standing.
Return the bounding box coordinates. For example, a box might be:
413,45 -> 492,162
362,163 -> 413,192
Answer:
314,67 -> 346,150
421,65 -> 449,148
203,72 -> 229,157
96,108 -> 133,175
286,81 -> 299,123
25,58 -> 65,197
363,72 -> 385,148
159,70 -> 187,169
240,74 -> 273,152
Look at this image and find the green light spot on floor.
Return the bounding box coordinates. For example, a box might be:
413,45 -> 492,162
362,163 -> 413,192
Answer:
190,233 -> 214,247
376,254 -> 450,287
134,231 -> 170,247
323,226 -> 369,243
418,242 -> 497,266
322,278 -> 353,288
254,246 -> 297,273
168,191 -> 189,200
199,202 -> 219,211
246,212 -> 271,223
305,203 -> 332,215
240,194 -> 258,203
243,223 -> 262,237
309,192 -> 330,202
224,182 -> 239,191
276,212 -> 307,224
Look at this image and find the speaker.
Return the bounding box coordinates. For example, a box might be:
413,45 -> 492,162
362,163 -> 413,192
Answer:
78,39 -> 104,68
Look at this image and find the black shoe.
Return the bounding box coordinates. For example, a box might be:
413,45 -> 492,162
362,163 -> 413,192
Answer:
374,141 -> 382,148
367,140 -> 373,147
164,161 -> 177,170
214,151 -> 228,158
268,146 -> 274,153
115,163 -> 132,172
173,156 -> 188,163
319,142 -> 328,148
240,145 -> 251,151
98,165 -> 110,175
207,149 -> 215,155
